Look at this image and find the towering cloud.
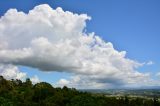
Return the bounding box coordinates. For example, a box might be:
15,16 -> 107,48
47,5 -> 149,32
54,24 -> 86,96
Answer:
0,4 -> 152,88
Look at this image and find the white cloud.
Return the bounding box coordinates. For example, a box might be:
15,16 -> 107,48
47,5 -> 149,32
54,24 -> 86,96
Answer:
55,72 -> 152,89
0,64 -> 27,80
146,61 -> 154,65
0,64 -> 41,84
30,75 -> 40,84
142,61 -> 154,66
55,75 -> 107,89
57,78 -> 70,87
0,4 -> 155,88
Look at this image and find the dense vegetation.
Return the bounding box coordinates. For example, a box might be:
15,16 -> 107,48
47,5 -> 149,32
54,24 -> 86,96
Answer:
0,76 -> 160,106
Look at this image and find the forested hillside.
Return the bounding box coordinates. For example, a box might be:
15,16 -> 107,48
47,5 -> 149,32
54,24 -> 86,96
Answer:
0,76 -> 160,106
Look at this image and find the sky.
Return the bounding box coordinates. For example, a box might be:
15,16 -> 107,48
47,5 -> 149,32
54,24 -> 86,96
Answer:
0,0 -> 160,89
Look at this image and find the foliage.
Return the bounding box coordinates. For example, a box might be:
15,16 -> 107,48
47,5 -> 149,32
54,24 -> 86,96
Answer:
0,76 -> 160,106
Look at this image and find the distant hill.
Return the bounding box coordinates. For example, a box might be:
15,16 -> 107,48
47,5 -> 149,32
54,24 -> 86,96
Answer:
79,89 -> 160,97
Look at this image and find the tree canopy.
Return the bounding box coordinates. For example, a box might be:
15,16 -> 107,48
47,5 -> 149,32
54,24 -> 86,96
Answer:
0,76 -> 159,106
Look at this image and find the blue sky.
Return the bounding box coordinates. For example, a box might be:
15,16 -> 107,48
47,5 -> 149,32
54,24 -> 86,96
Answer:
0,0 -> 160,88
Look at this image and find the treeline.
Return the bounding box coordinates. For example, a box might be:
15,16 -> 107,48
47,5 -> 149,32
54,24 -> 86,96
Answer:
0,76 -> 160,106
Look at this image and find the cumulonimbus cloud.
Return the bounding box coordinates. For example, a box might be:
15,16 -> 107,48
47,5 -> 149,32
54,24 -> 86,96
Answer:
0,4 -> 153,87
